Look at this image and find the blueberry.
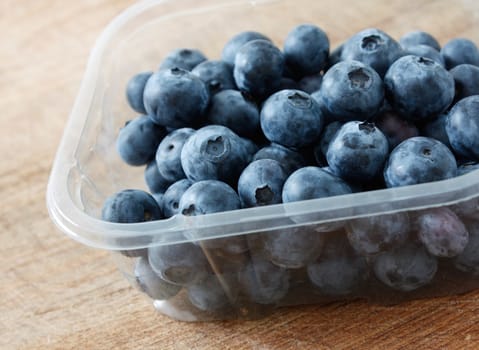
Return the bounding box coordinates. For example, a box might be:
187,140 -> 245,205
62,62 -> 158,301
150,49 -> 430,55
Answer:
283,24 -> 329,77
415,207 -> 469,258
405,44 -> 445,67
162,179 -> 193,218
221,31 -> 271,66
282,166 -> 352,203
375,110 -> 419,150
233,39 -> 284,100
148,242 -> 210,286
347,212 -> 410,256
399,30 -> 441,51
178,180 -> 245,254
102,189 -> 162,223
144,159 -> 174,194
126,71 -> 152,114
116,115 -> 167,166
260,89 -> 324,149
179,179 -> 241,217
187,274 -> 238,312
260,226 -> 324,269
454,219 -> 479,274
238,159 -> 288,208
181,125 -> 253,185
155,128 -> 195,183
206,89 -> 260,139
326,121 -> 389,184
384,136 -> 457,188
159,48 -> 207,71
143,68 -> 210,128
252,143 -> 306,176
441,38 -> 479,69
384,55 -> 455,122
297,74 -> 323,94
450,64 -> 479,101
340,28 -> 404,77
191,60 -> 236,94
319,60 -> 384,122
419,113 -> 451,149
307,234 -> 368,296
373,242 -> 437,292
135,256 -> 181,300
445,95 -> 479,161
239,255 -> 290,304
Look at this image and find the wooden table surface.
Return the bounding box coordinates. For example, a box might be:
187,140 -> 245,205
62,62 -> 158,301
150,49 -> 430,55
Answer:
2,0 -> 479,349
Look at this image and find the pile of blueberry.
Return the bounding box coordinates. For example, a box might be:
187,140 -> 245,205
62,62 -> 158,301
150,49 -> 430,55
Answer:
102,24 -> 479,315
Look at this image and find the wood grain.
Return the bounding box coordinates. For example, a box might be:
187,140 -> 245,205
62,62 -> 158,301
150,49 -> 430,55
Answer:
2,0 -> 479,349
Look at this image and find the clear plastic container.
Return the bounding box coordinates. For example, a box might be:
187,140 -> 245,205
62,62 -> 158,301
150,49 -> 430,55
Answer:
47,0 -> 479,321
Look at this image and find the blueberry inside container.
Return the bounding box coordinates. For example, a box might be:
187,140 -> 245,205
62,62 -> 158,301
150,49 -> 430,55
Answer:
47,0 -> 479,321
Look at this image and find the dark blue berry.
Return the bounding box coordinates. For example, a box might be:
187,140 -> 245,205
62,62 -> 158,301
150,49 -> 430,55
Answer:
143,68 -> 210,128
116,115 -> 167,166
384,55 -> 454,122
399,30 -> 441,51
162,179 -> 193,218
260,89 -> 324,149
159,48 -> 207,71
221,31 -> 271,66
384,136 -> 457,188
441,38 -> 479,69
126,71 -> 152,114
191,60 -> 236,94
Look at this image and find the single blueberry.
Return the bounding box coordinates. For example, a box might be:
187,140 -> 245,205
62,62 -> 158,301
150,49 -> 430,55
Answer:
234,39 -> 284,100
191,60 -> 236,95
384,136 -> 457,187
143,68 -> 210,128
252,143 -> 306,176
282,166 -> 352,203
346,212 -> 410,256
162,179 -> 193,218
446,95 -> 479,161
159,48 -> 207,71
155,128 -> 195,183
221,31 -> 271,66
449,64 -> 479,101
148,242 -> 210,286
372,242 -> 438,292
126,71 -> 152,114
283,24 -> 329,77
415,207 -> 469,258
384,55 -> 455,122
320,60 -> 384,122
326,121 -> 389,184
135,256 -> 181,300
206,89 -> 260,139
260,89 -> 324,149
307,233 -> 369,296
399,30 -> 441,51
237,159 -> 288,208
101,189 -> 162,223
340,28 -> 404,77
441,38 -> 479,69
260,226 -> 324,269
180,125 -> 254,186
116,115 -> 167,166
179,180 -> 241,217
